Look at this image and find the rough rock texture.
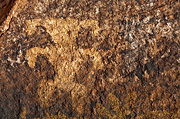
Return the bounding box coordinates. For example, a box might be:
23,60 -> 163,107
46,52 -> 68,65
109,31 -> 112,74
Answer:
0,0 -> 16,25
0,0 -> 180,118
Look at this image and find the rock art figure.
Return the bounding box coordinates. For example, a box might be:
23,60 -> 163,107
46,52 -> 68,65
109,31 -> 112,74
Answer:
25,18 -> 103,113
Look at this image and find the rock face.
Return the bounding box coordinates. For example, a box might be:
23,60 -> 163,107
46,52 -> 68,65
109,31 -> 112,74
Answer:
0,0 -> 16,25
0,0 -> 179,118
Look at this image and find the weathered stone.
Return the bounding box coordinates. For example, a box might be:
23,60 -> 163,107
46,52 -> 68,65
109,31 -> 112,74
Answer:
0,0 -> 179,118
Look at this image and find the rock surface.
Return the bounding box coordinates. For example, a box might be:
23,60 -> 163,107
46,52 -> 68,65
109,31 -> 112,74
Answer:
0,0 -> 179,118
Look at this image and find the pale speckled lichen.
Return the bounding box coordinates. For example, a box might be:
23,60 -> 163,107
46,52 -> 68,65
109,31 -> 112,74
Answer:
139,110 -> 171,119
34,112 -> 68,119
96,93 -> 126,119
25,17 -> 102,114
34,92 -> 180,119
124,91 -> 137,115
96,92 -> 137,118
96,93 -> 180,119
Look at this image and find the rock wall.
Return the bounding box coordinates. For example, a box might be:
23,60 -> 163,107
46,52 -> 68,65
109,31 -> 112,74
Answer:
0,0 -> 179,118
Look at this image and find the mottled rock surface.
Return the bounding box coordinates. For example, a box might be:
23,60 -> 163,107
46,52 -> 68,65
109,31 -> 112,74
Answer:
0,0 -> 179,118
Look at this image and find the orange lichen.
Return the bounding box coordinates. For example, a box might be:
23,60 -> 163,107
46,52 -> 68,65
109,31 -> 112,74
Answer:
96,93 -> 125,119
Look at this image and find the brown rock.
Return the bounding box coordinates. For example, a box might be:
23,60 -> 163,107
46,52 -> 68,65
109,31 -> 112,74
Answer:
0,0 -> 179,118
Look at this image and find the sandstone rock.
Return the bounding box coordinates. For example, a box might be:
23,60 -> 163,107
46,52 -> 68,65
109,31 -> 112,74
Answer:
0,0 -> 179,118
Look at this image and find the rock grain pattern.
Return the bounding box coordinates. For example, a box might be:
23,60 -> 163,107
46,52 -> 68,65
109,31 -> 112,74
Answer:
0,0 -> 179,118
